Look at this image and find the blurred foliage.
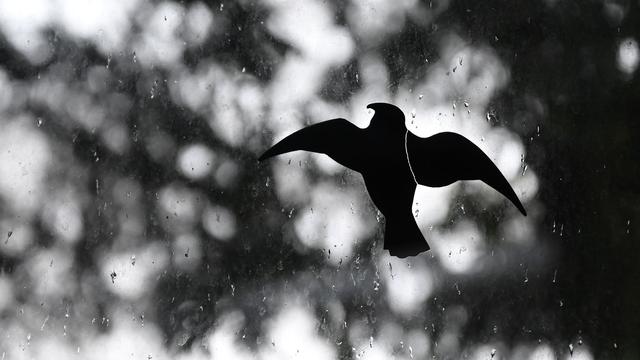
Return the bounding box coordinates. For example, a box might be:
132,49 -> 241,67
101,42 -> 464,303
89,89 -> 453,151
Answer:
0,0 -> 639,359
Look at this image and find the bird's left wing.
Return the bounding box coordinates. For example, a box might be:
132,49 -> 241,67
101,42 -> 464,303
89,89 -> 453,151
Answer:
259,118 -> 364,172
407,131 -> 527,216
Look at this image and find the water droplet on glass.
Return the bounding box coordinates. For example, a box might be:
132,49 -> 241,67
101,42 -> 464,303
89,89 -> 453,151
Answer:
411,109 -> 416,118
491,348 -> 496,358
418,94 -> 423,100
40,315 -> 49,331
569,343 -> 574,356
626,219 -> 631,234
36,118 -> 43,127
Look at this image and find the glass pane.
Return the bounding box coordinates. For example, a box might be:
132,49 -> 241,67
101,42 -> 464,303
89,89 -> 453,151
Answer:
0,1 -> 636,359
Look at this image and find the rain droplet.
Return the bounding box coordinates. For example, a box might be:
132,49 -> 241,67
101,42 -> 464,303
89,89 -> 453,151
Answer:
569,343 -> 574,356
418,94 -> 423,100
491,348 -> 496,358
41,315 -> 49,331
626,219 -> 631,234
411,109 -> 416,118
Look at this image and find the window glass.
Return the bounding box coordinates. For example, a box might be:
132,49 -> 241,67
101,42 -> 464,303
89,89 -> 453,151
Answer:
0,1 -> 637,359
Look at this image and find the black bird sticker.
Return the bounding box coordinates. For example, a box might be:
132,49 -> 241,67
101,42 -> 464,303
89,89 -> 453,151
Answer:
259,102 -> 527,258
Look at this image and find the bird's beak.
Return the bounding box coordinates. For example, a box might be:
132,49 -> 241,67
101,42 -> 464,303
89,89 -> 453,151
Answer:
366,103 -> 379,111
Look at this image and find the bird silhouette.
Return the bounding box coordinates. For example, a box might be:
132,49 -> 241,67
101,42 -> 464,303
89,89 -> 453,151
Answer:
259,102 -> 527,258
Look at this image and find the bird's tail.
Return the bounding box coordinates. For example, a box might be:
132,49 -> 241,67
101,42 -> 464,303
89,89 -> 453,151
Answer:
383,214 -> 430,258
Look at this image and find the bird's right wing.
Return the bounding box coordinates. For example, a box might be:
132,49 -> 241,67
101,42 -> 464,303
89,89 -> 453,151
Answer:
259,118 -> 364,172
407,131 -> 527,216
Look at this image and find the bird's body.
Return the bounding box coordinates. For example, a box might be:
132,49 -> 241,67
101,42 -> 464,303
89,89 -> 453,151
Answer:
259,103 -> 526,258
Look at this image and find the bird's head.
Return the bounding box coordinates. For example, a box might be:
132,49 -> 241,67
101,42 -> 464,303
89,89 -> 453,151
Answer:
366,102 -> 406,131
